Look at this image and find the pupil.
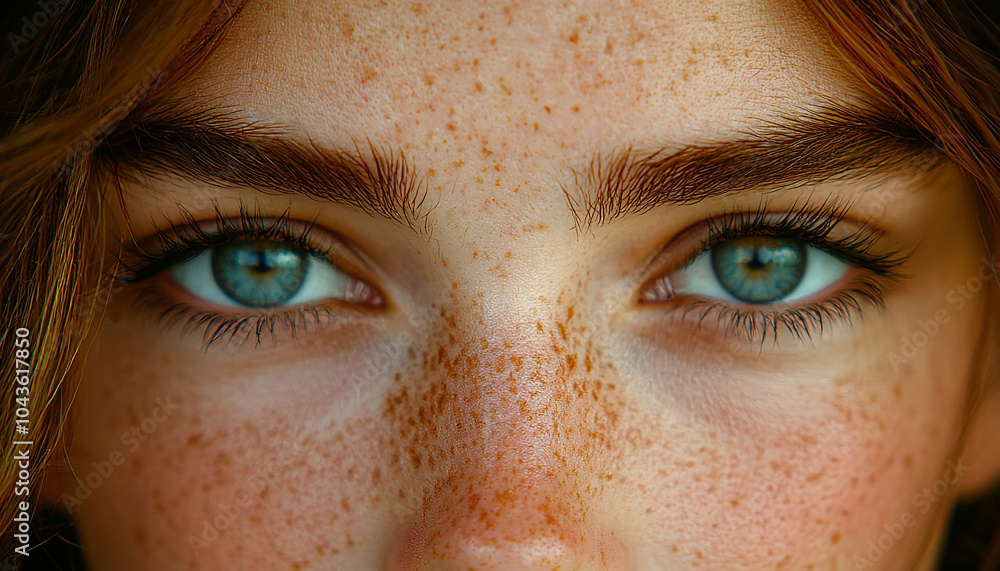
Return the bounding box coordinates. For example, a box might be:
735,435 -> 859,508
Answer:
250,250 -> 273,275
747,250 -> 767,270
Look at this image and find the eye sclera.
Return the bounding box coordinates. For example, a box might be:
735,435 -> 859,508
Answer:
640,242 -> 856,307
167,245 -> 385,310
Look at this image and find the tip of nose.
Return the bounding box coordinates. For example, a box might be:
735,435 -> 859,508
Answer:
387,497 -> 592,571
437,533 -> 585,570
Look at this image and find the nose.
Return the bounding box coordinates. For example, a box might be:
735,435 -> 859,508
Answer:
390,469 -> 589,569
382,308 -> 630,570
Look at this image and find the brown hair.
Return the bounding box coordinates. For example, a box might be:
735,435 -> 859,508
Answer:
0,0 -> 997,567
805,1 -> 1000,567
0,0 -> 240,558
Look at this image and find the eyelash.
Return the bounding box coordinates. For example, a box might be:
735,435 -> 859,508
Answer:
115,204 -> 375,349
644,199 -> 908,344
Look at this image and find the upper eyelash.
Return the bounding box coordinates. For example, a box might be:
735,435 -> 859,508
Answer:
114,203 -> 332,285
685,198 -> 908,279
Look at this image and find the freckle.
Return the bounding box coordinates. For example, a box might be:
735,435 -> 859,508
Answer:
572,105 -> 580,113
536,320 -> 544,332
568,30 -> 579,43
831,532 -> 842,544
446,123 -> 457,131
474,81 -> 483,91
557,322 -> 569,341
544,105 -> 551,113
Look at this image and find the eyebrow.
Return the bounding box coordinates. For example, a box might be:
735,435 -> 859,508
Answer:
100,104 -> 433,231
566,103 -> 941,229
103,100 -> 939,233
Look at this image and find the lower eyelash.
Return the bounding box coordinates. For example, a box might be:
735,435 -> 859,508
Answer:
674,275 -> 891,346
132,285 -> 358,350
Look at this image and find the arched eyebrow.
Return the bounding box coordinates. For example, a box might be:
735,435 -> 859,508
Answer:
567,104 -> 941,229
102,100 -> 939,233
100,104 -> 434,232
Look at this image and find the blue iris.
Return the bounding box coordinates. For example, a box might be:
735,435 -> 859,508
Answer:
711,237 -> 806,303
211,240 -> 307,307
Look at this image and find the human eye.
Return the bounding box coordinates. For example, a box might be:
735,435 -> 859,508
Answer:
639,201 -> 908,343
116,205 -> 384,348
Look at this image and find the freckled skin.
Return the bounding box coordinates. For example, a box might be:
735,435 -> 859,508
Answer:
59,1 -> 1000,570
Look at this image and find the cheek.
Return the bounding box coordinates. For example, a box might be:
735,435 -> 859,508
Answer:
67,322 -> 402,569
618,344 -> 966,568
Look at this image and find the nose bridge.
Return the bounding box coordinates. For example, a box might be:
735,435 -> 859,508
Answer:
418,299 -> 574,475
381,293 -> 629,570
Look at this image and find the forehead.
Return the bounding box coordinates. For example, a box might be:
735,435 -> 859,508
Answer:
189,0 -> 858,155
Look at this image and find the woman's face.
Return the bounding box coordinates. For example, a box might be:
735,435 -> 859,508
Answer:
61,0 -> 1000,569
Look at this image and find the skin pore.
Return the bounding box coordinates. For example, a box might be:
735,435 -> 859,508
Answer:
55,0 -> 1000,569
